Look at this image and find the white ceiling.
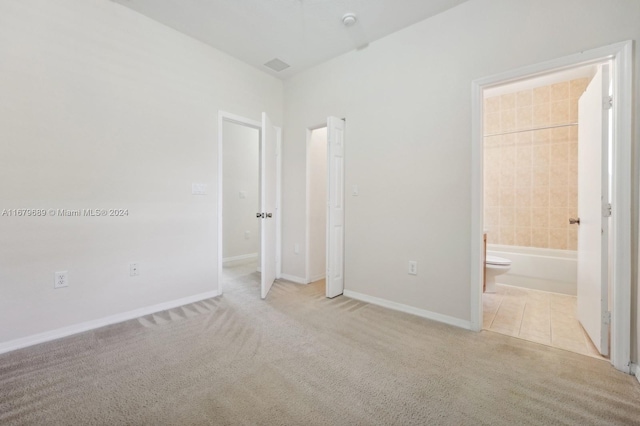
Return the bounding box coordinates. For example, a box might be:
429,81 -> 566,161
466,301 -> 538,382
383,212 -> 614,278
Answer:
111,0 -> 469,79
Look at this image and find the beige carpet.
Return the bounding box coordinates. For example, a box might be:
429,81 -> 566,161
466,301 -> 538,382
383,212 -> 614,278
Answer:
1,265 -> 639,425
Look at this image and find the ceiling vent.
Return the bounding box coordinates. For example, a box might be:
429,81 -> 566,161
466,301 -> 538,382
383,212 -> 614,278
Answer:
264,58 -> 290,72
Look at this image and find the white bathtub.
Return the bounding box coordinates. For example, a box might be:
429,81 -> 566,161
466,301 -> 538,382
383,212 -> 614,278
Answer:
487,244 -> 577,296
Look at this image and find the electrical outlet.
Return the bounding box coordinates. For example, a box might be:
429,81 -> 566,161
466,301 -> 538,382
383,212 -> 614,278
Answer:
130,263 -> 139,276
294,244 -> 300,255
244,231 -> 250,240
408,261 -> 417,275
54,271 -> 68,289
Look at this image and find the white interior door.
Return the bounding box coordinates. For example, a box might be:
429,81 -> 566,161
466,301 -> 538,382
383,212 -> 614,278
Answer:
576,64 -> 610,356
260,112 -> 277,299
325,117 -> 345,298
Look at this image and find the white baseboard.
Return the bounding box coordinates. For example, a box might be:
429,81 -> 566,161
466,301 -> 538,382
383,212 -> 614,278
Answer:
279,273 -> 307,285
631,363 -> 640,383
343,290 -> 472,330
0,290 -> 221,355
309,273 -> 326,283
223,253 -> 258,263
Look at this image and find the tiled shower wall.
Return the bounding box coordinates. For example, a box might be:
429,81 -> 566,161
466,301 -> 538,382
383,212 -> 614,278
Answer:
483,77 -> 590,250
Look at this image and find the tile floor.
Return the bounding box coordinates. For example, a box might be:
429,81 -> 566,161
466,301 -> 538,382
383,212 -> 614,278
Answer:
483,284 -> 605,359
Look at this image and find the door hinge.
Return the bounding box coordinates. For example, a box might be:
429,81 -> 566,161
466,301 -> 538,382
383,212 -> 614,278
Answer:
602,203 -> 612,218
603,96 -> 613,110
603,311 -> 611,325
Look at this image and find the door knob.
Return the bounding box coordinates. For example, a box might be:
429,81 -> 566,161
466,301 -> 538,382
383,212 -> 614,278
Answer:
256,212 -> 264,218
266,213 -> 273,218
569,217 -> 580,225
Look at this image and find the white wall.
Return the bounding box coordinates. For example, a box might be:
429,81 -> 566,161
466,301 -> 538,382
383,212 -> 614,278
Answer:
0,0 -> 282,347
223,122 -> 260,261
281,0 -> 640,359
308,128 -> 328,281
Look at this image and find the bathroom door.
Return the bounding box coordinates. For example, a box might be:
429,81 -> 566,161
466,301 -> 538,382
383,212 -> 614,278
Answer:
260,112 -> 277,299
576,64 -> 610,356
325,116 -> 345,298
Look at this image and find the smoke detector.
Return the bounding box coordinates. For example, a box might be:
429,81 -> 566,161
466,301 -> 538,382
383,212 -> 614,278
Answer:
342,13 -> 357,27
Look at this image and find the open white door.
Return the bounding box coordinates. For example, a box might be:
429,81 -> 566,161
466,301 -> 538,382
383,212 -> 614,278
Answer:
325,117 -> 345,298
260,112 -> 277,299
576,64 -> 610,356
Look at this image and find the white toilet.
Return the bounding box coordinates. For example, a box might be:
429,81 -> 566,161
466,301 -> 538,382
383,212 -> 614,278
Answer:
485,255 -> 512,293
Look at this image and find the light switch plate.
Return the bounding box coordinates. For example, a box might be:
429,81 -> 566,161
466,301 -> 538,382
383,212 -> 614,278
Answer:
192,183 -> 207,195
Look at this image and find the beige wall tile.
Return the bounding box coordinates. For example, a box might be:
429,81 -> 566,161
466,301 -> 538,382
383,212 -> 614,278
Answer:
550,126 -> 570,143
516,89 -> 533,107
569,102 -> 578,122
485,186 -> 500,207
485,227 -> 499,244
501,108 -> 516,131
516,143 -> 532,166
550,81 -> 570,101
532,186 -> 549,208
515,227 -> 532,246
500,207 -> 516,227
532,128 -> 550,144
485,207 -> 500,228
515,187 -> 531,207
549,207 -> 569,229
532,227 -> 548,247
568,185 -> 578,210
500,167 -> 516,188
516,106 -> 533,130
550,162 -> 569,187
570,78 -> 589,99
500,187 -> 515,206
532,165 -> 549,187
533,86 -> 550,105
485,96 -> 501,113
483,78 -> 577,251
500,227 -> 515,245
515,166 -> 532,188
531,207 -> 549,228
532,144 -> 549,165
549,228 -> 567,249
549,186 -> 568,208
485,112 -> 501,134
567,226 -> 578,250
550,100 -> 570,124
515,208 -> 532,227
500,92 -> 516,109
532,103 -> 550,126
501,144 -> 516,163
550,142 -> 568,163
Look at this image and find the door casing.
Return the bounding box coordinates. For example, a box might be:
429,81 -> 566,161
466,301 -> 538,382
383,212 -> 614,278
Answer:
470,41 -> 633,373
217,111 -> 282,295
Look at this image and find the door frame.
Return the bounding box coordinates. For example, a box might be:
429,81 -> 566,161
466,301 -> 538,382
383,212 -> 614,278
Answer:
305,124 -> 328,284
470,41 -> 633,373
217,111 -> 282,294
304,120 -> 346,290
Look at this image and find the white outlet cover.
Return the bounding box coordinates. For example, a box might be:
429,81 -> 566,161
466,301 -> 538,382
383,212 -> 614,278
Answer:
239,191 -> 246,199
130,263 -> 139,276
54,271 -> 68,288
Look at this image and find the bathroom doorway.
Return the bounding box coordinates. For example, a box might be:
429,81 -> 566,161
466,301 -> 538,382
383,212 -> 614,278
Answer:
481,65 -> 607,358
470,41 -> 633,373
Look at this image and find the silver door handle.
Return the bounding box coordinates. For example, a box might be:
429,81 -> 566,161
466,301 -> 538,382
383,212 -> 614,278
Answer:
256,212 -> 264,218
266,213 -> 273,218
569,217 -> 580,225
